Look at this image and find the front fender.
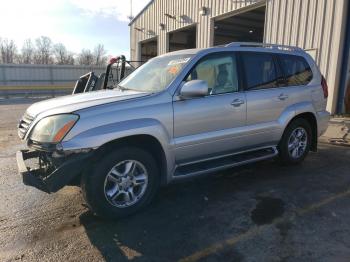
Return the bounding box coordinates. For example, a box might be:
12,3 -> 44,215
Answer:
61,118 -> 171,151
61,118 -> 175,182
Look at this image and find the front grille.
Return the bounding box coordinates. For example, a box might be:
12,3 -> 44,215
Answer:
18,113 -> 34,139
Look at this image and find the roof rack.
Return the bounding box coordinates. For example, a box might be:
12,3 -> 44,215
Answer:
225,42 -> 304,52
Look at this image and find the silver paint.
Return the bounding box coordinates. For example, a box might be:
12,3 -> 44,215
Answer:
19,44 -> 330,184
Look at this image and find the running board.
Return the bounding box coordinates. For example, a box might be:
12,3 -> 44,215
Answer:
174,147 -> 278,178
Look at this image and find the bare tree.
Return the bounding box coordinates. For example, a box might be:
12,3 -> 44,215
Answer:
0,38 -> 17,64
14,53 -> 23,64
53,43 -> 67,64
78,49 -> 94,65
21,39 -> 35,64
53,43 -> 74,65
93,44 -> 107,66
65,53 -> 75,65
34,36 -> 53,64
0,37 -> 109,65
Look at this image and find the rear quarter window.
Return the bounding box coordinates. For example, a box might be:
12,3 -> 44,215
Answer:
278,54 -> 313,86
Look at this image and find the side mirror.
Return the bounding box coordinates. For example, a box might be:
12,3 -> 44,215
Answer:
180,80 -> 208,99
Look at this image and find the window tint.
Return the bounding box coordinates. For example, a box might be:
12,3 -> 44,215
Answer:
279,54 -> 313,86
186,53 -> 239,95
241,52 -> 279,90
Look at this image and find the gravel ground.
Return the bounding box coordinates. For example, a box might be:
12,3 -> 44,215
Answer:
1,98 -> 350,262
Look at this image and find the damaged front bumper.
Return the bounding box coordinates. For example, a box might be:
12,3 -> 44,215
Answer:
16,149 -> 93,193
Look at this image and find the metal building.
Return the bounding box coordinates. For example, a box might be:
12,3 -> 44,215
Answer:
129,0 -> 350,114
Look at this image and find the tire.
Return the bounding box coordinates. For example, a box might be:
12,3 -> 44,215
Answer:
278,118 -> 312,165
81,147 -> 160,219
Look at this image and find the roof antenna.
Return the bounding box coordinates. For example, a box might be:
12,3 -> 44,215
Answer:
128,0 -> 134,21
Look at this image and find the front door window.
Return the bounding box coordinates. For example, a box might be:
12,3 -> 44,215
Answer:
186,53 -> 239,95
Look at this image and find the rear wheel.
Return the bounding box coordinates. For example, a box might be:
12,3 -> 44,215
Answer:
82,147 -> 160,219
278,118 -> 312,165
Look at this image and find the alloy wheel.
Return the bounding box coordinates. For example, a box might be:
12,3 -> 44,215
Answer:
287,127 -> 308,159
103,160 -> 148,208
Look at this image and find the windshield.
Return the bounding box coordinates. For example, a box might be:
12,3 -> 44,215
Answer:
118,54 -> 194,93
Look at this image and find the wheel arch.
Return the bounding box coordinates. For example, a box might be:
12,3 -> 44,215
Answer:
285,112 -> 318,151
92,134 -> 168,185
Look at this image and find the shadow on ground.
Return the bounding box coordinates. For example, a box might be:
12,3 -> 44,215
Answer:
78,145 -> 350,261
79,160 -> 296,261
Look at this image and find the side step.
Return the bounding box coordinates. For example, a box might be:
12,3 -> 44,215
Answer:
174,147 -> 278,178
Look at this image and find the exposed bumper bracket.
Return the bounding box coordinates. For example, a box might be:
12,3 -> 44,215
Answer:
16,150 -> 92,193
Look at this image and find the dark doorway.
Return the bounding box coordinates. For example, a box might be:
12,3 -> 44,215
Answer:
213,6 -> 266,46
168,26 -> 196,52
342,4 -> 350,114
140,38 -> 158,61
344,53 -> 350,114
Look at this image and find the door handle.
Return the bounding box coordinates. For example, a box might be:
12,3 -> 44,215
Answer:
278,94 -> 289,100
231,99 -> 245,107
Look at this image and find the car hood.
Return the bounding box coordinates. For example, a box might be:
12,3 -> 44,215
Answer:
26,89 -> 149,117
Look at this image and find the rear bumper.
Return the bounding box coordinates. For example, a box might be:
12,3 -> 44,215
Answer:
16,150 -> 92,193
317,110 -> 330,136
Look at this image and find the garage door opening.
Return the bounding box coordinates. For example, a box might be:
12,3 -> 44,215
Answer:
168,26 -> 196,52
140,37 -> 158,62
213,6 -> 266,46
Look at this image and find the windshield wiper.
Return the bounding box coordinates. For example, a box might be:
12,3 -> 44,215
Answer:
114,84 -> 130,91
114,84 -> 151,93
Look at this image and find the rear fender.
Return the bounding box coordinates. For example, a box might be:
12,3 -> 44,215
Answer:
278,102 -> 316,129
277,102 -> 318,150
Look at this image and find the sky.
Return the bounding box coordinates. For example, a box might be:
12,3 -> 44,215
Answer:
0,0 -> 150,58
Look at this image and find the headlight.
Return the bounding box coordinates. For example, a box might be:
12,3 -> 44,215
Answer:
30,114 -> 79,143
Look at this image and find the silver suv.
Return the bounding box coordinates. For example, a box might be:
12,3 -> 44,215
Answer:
17,43 -> 330,218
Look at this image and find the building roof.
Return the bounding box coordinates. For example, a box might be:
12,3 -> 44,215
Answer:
128,0 -> 154,26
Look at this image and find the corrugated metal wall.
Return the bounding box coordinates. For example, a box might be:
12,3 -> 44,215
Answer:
130,0 -> 348,113
0,64 -> 106,87
130,0 -> 265,61
265,0 -> 348,113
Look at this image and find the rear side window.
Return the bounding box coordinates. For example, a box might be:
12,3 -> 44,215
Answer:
278,54 -> 313,86
240,52 -> 279,90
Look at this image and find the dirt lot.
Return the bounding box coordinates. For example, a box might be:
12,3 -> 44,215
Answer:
1,98 -> 350,262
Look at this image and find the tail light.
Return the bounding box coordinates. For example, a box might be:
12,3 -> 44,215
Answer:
321,75 -> 328,99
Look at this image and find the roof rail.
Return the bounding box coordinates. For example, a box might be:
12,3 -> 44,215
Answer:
225,42 -> 304,52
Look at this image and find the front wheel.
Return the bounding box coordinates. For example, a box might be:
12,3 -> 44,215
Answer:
278,118 -> 312,165
82,147 -> 160,219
